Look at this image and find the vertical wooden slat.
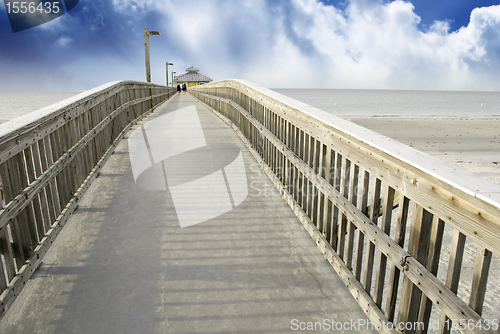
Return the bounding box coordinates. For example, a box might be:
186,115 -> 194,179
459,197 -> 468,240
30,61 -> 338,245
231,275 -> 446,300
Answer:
306,180 -> 312,216
14,153 -> 39,247
303,134 -> 310,216
60,122 -> 77,201
31,141 -> 51,232
329,149 -> 335,186
280,117 -> 285,144
272,142 -> 276,176
386,195 -> 410,322
331,205 -> 339,251
317,193 -> 324,232
71,117 -> 84,189
298,130 -> 304,162
298,171 -> 304,209
345,220 -> 356,270
82,111 -> 95,179
38,137 -> 60,222
355,170 -> 370,281
438,229 -> 466,334
363,177 -> 381,294
50,130 -> 69,209
23,147 -> 45,240
295,126 -> 300,157
0,228 -> 10,291
416,217 -> 445,333
271,145 -> 275,175
315,144 -> 325,230
342,158 -> 351,198
374,185 -> 396,308
322,148 -> 332,238
288,124 -> 293,156
72,115 -> 85,186
309,136 -> 315,169
346,165 -> 360,270
331,153 -> 343,252
397,205 -> 433,333
91,103 -> 103,161
285,153 -> 291,195
312,184 -> 318,225
281,149 -> 285,184
0,160 -> 28,268
311,140 -> 320,223
468,246 -> 492,315
337,158 -> 351,260
0,223 -> 16,284
326,151 -> 336,246
349,164 -> 360,206
292,164 -> 298,204
9,155 -> 38,253
334,153 -> 342,191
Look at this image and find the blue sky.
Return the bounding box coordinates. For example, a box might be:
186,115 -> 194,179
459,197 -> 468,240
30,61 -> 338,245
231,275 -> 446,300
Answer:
1,0 -> 500,92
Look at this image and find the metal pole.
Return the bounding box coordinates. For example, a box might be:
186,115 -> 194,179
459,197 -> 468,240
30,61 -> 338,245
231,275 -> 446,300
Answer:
144,28 -> 151,83
172,72 -> 176,88
144,28 -> 160,83
166,62 -> 173,87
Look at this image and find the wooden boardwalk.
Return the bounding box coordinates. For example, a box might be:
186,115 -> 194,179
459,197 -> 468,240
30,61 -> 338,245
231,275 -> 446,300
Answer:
0,93 -> 376,333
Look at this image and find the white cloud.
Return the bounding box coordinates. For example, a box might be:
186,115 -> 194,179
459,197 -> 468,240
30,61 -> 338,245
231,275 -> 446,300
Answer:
281,0 -> 500,90
140,0 -> 500,90
20,0 -> 500,91
111,0 -> 153,14
56,36 -> 72,47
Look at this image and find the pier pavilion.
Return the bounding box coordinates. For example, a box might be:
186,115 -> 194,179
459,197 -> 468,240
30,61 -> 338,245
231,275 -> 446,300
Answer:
174,66 -> 213,87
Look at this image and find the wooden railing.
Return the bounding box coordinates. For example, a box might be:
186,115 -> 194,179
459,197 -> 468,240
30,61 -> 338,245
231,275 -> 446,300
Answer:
190,80 -> 500,334
0,81 -> 176,317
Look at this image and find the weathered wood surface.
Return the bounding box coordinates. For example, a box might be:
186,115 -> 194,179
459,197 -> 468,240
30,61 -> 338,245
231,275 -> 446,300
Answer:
190,79 -> 500,334
0,81 -> 175,317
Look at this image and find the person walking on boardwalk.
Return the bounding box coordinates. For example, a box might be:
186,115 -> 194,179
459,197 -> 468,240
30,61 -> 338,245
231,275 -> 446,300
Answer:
182,83 -> 187,94
177,84 -> 181,93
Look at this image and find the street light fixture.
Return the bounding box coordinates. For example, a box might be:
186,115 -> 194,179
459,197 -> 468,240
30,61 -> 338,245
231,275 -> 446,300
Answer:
166,62 -> 173,87
144,28 -> 161,83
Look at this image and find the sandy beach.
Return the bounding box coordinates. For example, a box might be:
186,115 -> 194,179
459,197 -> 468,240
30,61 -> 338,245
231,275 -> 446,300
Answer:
350,118 -> 500,185
350,117 -> 500,328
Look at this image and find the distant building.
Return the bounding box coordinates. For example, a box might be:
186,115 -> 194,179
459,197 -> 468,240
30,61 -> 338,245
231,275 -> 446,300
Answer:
174,67 -> 212,87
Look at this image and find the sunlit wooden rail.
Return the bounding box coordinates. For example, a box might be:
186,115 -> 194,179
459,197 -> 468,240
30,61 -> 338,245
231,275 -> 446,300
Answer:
0,81 -> 175,316
190,80 -> 500,334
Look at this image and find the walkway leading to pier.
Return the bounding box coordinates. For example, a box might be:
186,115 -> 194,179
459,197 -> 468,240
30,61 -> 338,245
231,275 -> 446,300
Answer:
0,93 -> 375,333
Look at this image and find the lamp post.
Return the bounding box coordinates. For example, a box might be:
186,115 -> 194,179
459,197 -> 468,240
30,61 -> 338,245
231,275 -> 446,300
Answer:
144,28 -> 160,83
166,62 -> 173,87
172,71 -> 176,88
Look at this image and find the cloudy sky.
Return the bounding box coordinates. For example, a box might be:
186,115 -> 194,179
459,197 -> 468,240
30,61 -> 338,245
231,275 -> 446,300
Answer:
1,0 -> 500,92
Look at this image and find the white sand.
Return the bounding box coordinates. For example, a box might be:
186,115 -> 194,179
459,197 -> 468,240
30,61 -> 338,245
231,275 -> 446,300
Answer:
350,118 -> 500,330
350,118 -> 500,185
